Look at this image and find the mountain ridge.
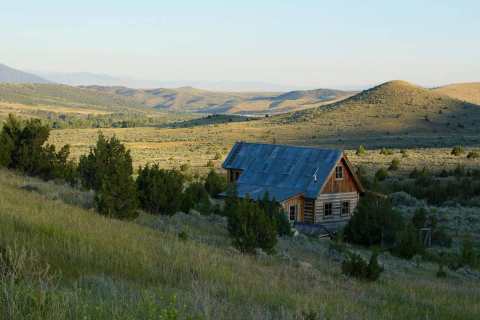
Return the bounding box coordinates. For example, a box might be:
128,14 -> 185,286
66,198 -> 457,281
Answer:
0,63 -> 51,84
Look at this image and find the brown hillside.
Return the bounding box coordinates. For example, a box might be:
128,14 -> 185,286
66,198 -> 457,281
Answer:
433,82 -> 480,105
273,80 -> 480,138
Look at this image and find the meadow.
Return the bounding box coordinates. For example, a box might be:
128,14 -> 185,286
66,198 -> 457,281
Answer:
1,169 -> 479,319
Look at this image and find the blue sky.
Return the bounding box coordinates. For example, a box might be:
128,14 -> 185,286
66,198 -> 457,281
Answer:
1,0 -> 479,89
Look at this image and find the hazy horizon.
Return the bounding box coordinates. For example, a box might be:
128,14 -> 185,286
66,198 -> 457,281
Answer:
2,0 -> 479,91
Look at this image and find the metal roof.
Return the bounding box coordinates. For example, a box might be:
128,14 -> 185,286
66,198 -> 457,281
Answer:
222,142 -> 343,201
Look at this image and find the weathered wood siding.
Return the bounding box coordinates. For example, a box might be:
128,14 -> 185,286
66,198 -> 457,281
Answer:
314,157 -> 360,223
281,195 -> 304,222
303,198 -> 315,224
321,159 -> 358,194
314,192 -> 359,222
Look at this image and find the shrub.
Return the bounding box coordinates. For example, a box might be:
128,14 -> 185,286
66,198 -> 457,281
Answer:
411,208 -> 428,229
227,197 -> 277,254
259,192 -> 292,237
388,158 -> 400,171
400,149 -> 408,158
380,148 -> 393,156
178,231 -> 188,241
206,160 -> 215,168
95,174 -> 138,220
204,169 -> 227,197
356,145 -> 367,156
181,182 -> 209,213
393,223 -> 424,259
79,134 -> 138,219
137,164 -> 185,215
451,146 -> 465,156
460,236 -> 478,267
0,115 -> 75,182
344,193 -> 404,247
467,151 -> 480,159
78,133 -> 133,191
374,168 -> 389,181
341,252 -> 383,281
179,163 -> 190,172
436,262 -> 447,278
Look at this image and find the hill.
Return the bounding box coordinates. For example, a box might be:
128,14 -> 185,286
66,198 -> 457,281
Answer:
433,82 -> 480,105
0,168 -> 478,319
276,80 -> 480,139
83,85 -> 355,115
0,63 -> 51,84
0,83 -> 201,128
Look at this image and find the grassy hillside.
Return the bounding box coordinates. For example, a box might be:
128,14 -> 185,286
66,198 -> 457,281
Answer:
83,85 -> 354,115
276,80 -> 480,138
433,82 -> 480,105
0,83 -> 142,111
0,83 -> 201,128
1,169 -> 479,319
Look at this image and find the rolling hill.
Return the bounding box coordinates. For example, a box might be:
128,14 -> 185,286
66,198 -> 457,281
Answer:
83,85 -> 355,115
0,63 -> 51,84
269,80 -> 480,145
433,82 -> 480,105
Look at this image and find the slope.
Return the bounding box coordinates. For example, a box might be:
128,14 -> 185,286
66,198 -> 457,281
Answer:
276,80 -> 480,139
0,168 -> 478,319
0,63 -> 51,84
433,82 -> 480,105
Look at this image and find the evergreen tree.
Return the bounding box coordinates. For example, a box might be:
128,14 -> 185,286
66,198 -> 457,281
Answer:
259,192 -> 292,237
204,169 -> 227,197
78,133 -> 133,191
227,197 -> 277,254
136,164 -> 184,215
394,223 -> 424,259
78,133 -> 138,219
344,193 -> 404,247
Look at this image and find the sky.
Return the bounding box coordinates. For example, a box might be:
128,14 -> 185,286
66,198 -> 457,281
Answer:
1,0 -> 479,90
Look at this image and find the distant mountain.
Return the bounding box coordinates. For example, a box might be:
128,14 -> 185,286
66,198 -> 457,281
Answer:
433,82 -> 480,105
0,63 -> 51,84
37,72 -> 127,87
83,85 -> 355,115
37,71 -> 307,92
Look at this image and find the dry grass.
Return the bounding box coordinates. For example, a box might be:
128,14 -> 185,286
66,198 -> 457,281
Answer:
434,82 -> 480,105
1,169 -> 479,319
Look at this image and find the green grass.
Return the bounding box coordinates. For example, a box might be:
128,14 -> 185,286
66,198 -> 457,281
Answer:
0,169 -> 479,319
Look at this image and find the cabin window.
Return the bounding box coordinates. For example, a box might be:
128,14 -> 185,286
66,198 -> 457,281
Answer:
341,201 -> 350,215
234,171 -> 240,181
289,205 -> 297,221
335,166 -> 344,180
324,202 -> 333,216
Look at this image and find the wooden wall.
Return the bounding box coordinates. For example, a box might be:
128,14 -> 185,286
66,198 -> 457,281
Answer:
315,192 -> 359,223
314,157 -> 360,223
320,158 -> 358,194
281,195 -> 304,223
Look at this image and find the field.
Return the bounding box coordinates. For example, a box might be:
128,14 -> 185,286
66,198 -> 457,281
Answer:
1,169 -> 479,319
48,120 -> 480,176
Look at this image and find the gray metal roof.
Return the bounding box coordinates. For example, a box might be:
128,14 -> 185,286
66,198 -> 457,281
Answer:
222,142 -> 343,201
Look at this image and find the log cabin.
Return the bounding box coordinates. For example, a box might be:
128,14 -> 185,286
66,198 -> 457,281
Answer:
222,142 -> 364,227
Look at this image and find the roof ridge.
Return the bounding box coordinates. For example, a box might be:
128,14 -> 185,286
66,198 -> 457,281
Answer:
238,141 -> 343,152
